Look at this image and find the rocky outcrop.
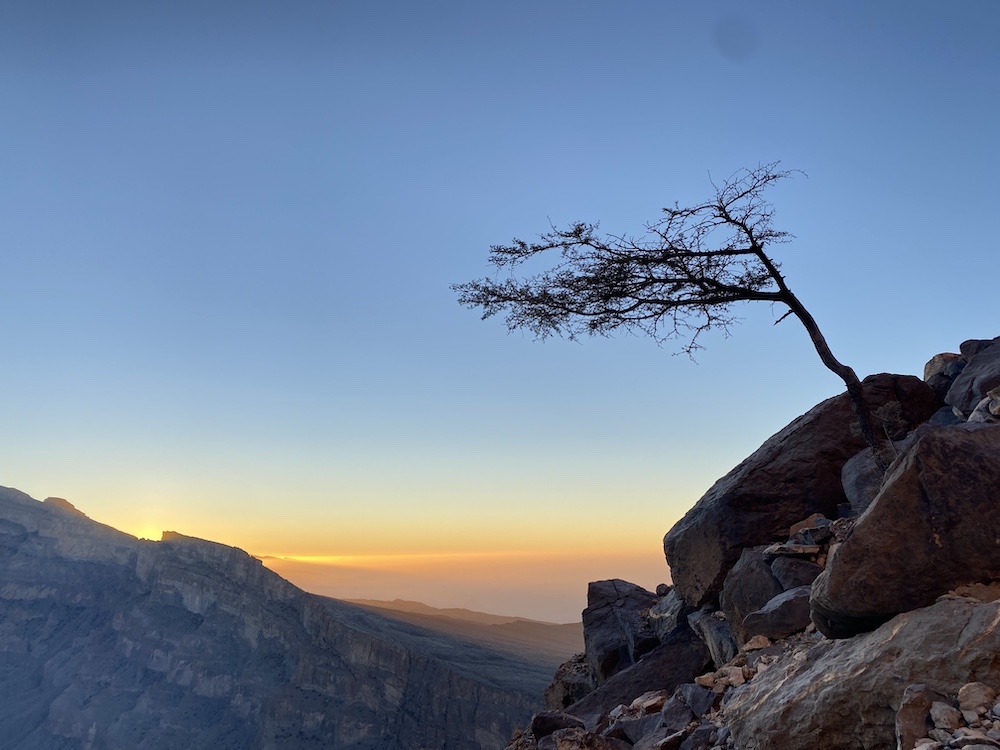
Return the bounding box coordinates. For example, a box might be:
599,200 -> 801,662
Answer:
945,337 -> 1000,415
565,630 -> 711,730
502,335 -> 1000,750
924,352 -> 967,399
0,488 -> 546,750
741,586 -> 812,641
582,580 -> 659,684
811,422 -> 1000,638
718,547 -> 783,647
662,373 -> 939,608
723,596 -> 1000,750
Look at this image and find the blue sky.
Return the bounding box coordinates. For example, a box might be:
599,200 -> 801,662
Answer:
1,2 -> 997,621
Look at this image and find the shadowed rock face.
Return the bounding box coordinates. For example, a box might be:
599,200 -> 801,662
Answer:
945,337 -> 1000,414
724,597 -> 1000,750
811,422 -> 1000,638
663,373 -> 939,608
0,487 -> 545,750
582,580 -> 659,683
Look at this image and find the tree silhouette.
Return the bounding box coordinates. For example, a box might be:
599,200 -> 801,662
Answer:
453,163 -> 886,459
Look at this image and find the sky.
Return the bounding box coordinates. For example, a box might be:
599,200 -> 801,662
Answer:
1,1 -> 997,623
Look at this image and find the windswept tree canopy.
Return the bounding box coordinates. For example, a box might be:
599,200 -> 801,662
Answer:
453,163 -> 798,355
454,163 -> 890,462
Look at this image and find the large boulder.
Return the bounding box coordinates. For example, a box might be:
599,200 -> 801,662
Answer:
839,434 -> 916,514
723,596 -> 1000,750
945,336 -> 1000,415
811,422 -> 1000,639
648,589 -> 691,643
663,374 -> 939,607
923,352 -> 967,400
686,608 -> 737,668
718,547 -> 783,647
582,580 -> 659,683
741,586 -> 812,641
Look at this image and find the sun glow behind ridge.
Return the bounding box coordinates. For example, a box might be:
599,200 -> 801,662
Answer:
260,548 -> 670,623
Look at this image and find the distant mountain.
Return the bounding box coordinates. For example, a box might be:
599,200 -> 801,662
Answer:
346,598 -> 545,626
345,600 -> 583,669
0,486 -> 556,749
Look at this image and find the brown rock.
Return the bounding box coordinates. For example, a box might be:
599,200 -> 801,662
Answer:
788,513 -> 827,536
811,423 -> 1000,638
897,684 -> 950,749
930,700 -> 963,730
961,684 -> 999,712
630,689 -> 670,713
724,597 -> 1000,750
743,635 -> 772,651
925,352 -> 966,381
663,374 -> 938,607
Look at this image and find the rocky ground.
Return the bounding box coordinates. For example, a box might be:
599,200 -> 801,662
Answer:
505,335 -> 1000,750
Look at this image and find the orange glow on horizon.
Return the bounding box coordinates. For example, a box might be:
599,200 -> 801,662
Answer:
260,547 -> 671,622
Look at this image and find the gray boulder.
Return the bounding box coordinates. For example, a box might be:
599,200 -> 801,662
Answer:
582,580 -> 659,683
649,588 -> 691,643
895,684 -> 951,750
769,557 -> 822,590
742,586 -> 812,641
946,337 -> 1000,414
687,608 -> 737,668
968,392 -> 1000,424
840,433 -> 917,514
811,423 -> 1000,639
663,373 -> 939,608
719,547 -> 783,647
660,694 -> 696,734
724,597 -> 1000,750
960,337 -> 1000,359
924,352 -> 967,399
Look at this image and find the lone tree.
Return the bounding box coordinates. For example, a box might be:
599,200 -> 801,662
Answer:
453,163 -> 887,460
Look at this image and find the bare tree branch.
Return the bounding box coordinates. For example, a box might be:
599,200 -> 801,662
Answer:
453,162 -> 887,460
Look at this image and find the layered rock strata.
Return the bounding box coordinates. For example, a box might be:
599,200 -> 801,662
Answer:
0,487 -> 546,750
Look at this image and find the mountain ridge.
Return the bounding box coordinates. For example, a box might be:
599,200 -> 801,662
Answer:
0,485 -> 565,749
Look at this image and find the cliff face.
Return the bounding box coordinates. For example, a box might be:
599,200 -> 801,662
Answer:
0,487 -> 546,750
509,336 -> 1000,750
